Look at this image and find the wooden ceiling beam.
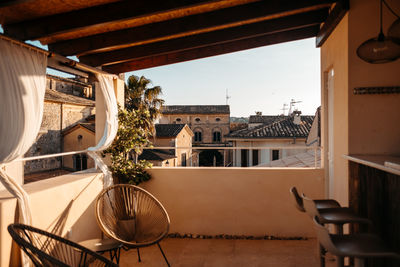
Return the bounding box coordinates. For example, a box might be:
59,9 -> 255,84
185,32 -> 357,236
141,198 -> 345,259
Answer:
103,25 -> 319,74
80,9 -> 328,67
0,0 -> 33,8
48,0 -> 335,56
4,0 -> 228,41
316,0 -> 349,47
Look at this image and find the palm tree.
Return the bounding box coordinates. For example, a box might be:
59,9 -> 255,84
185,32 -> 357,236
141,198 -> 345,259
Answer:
125,75 -> 164,122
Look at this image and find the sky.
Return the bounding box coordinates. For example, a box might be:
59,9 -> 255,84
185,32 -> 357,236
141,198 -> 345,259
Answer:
1,25 -> 321,117
126,38 -> 321,117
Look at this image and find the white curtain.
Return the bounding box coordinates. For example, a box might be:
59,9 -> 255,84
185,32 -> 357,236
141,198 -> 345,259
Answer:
0,39 -> 47,226
0,38 -> 47,267
87,73 -> 119,188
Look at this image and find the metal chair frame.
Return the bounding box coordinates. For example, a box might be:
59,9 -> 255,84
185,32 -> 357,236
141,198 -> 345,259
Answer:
95,184 -> 170,266
8,223 -> 118,267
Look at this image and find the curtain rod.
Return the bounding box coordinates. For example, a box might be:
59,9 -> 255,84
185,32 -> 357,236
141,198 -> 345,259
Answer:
0,34 -> 118,78
49,53 -> 118,78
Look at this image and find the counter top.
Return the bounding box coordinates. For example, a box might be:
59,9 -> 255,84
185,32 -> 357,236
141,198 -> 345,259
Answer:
344,154 -> 400,176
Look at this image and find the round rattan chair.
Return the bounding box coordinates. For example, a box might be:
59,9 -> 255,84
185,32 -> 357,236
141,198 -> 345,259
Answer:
8,223 -> 118,267
95,184 -> 170,266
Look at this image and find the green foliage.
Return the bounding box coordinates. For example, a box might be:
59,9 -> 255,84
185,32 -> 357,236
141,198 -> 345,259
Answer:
105,74 -> 164,185
104,107 -> 153,185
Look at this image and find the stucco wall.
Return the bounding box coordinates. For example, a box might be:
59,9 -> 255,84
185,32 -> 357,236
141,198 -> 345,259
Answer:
144,168 -> 325,237
159,114 -> 230,144
63,127 -> 96,170
320,13 -> 349,205
321,0 -> 400,205
348,0 -> 400,155
0,171 -> 103,267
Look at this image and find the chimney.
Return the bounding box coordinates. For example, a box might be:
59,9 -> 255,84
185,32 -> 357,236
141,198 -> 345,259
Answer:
292,110 -> 302,125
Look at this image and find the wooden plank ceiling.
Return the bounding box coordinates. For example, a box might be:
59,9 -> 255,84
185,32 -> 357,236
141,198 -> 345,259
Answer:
0,0 -> 346,74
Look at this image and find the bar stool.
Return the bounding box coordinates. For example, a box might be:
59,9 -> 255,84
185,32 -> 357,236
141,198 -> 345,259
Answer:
290,186 -> 344,267
312,216 -> 400,267
290,187 -> 341,212
302,195 -> 372,267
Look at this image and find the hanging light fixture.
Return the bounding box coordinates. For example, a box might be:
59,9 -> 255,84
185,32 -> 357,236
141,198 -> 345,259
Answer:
357,0 -> 400,63
386,0 -> 400,44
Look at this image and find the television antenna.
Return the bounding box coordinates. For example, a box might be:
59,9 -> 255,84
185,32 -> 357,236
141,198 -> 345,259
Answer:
288,99 -> 302,115
226,89 -> 231,105
280,103 -> 288,115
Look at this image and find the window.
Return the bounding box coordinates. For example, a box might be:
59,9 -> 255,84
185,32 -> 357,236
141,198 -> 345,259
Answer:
252,150 -> 259,166
213,131 -> 221,142
195,118 -> 201,122
73,154 -> 88,171
194,131 -> 202,142
241,149 -> 249,167
181,153 -> 187,166
216,117 -> 221,122
272,150 -> 280,161
176,118 -> 182,122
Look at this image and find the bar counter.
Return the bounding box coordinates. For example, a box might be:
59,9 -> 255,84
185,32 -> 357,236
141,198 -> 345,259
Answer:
345,154 -> 400,267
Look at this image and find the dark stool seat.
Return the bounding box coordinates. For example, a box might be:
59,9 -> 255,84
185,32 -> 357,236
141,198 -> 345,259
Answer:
313,216 -> 400,267
318,207 -> 372,227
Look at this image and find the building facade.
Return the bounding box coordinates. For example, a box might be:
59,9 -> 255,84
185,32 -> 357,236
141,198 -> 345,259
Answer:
225,112 -> 314,167
159,105 -> 230,145
24,75 -> 95,175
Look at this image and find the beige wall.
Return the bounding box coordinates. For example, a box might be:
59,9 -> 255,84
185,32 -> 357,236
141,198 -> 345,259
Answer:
321,14 -> 349,204
144,168 -> 325,237
63,127 -> 96,170
348,0 -> 400,156
0,171 -> 103,267
0,162 -> 23,191
321,0 -> 400,205
175,127 -> 193,166
159,113 -> 230,144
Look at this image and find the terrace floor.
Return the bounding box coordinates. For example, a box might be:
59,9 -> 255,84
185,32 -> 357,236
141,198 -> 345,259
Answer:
118,238 -> 337,267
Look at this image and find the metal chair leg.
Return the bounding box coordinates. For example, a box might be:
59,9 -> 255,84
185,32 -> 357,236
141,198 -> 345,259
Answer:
137,248 -> 141,262
319,244 -> 326,267
157,242 -> 170,267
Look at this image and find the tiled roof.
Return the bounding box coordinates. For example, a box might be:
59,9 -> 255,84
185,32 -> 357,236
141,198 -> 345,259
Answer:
138,149 -> 176,161
226,115 -> 314,139
162,105 -> 230,114
248,115 -> 284,124
80,123 -> 95,133
62,122 -> 95,135
156,124 -> 186,137
45,89 -> 94,106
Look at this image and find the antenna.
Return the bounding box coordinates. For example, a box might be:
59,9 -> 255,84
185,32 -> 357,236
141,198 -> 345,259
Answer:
288,99 -> 302,115
280,103 -> 288,115
226,89 -> 231,105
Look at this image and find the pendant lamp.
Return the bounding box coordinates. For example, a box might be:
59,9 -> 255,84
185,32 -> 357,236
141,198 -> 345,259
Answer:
357,0 -> 400,64
388,19 -> 400,44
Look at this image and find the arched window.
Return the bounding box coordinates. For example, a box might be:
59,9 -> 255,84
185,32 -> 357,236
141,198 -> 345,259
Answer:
194,128 -> 203,142
195,118 -> 201,122
176,118 -> 182,122
215,117 -> 221,122
212,129 -> 221,142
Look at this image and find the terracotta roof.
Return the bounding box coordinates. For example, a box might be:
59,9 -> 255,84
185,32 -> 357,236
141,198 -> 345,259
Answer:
62,122 -> 95,135
80,123 -> 96,133
155,124 -> 187,137
138,149 -> 176,161
45,89 -> 94,106
226,115 -> 314,139
162,105 -> 230,114
249,115 -> 284,124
